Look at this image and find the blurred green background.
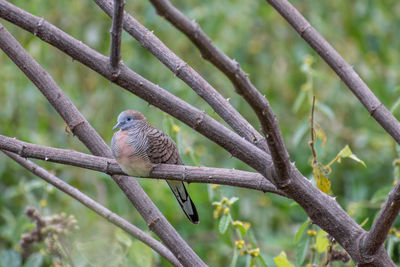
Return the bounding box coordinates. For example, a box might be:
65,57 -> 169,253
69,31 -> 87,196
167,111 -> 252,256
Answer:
1,0 -> 400,266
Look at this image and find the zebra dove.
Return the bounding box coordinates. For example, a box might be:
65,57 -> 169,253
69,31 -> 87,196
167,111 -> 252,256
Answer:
111,110 -> 199,224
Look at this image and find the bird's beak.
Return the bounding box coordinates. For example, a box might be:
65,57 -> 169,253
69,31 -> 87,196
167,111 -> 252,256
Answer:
112,122 -> 121,131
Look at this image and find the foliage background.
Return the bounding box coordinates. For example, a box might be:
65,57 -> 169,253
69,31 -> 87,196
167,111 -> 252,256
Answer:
1,0 -> 400,266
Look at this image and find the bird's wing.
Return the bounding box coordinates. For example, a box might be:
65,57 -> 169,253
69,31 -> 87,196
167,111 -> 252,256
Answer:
145,126 -> 199,224
145,127 -> 182,165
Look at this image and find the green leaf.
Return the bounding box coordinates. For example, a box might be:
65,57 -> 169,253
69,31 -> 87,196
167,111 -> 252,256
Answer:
292,122 -> 308,147
295,219 -> 310,243
274,251 -> 294,267
316,102 -> 335,119
390,97 -> 400,113
257,254 -> 269,267
229,197 -> 239,205
296,232 -> 309,266
371,186 -> 392,203
229,247 -> 239,267
0,250 -> 21,267
245,254 -> 252,267
293,89 -> 307,113
237,224 -> 247,237
316,230 -> 329,253
115,228 -> 132,248
219,214 -> 230,234
23,253 -> 43,267
337,145 -> 366,167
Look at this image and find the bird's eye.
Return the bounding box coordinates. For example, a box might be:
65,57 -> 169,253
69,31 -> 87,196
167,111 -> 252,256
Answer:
127,117 -> 131,121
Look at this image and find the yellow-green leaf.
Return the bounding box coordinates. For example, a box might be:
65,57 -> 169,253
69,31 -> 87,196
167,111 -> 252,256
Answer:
313,167 -> 331,194
337,145 -> 366,167
316,230 -> 329,253
273,251 -> 294,267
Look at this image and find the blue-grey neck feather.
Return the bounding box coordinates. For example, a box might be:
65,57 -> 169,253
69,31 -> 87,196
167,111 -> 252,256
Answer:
127,120 -> 149,158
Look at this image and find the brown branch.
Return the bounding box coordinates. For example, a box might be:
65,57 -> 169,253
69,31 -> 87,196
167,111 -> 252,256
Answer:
0,1 -> 396,265
92,0 -> 269,153
0,134 -> 284,196
2,150 -> 183,267
360,182 -> 400,260
265,0 -> 400,145
109,0 -> 125,70
147,0 -> 293,186
0,0 -> 274,181
0,21 -> 205,266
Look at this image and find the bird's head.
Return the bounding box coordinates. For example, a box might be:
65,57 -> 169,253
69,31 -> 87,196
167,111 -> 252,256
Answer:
113,110 -> 146,131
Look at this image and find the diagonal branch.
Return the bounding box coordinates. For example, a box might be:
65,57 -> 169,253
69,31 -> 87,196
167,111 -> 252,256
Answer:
0,134 -> 284,196
93,0 -> 269,153
109,0 -> 125,70
265,0 -> 400,145
2,150 -> 183,267
147,0 -> 292,186
361,183 -> 400,259
0,21 -> 205,266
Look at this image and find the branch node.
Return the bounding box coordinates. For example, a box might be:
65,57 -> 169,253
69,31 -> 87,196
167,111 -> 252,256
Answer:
147,216 -> 161,231
68,119 -> 85,135
369,103 -> 383,117
175,62 -> 187,77
193,111 -> 206,130
299,23 -> 312,37
105,160 -> 112,175
358,233 -> 376,264
110,67 -> 121,81
33,18 -> 45,36
18,145 -> 27,157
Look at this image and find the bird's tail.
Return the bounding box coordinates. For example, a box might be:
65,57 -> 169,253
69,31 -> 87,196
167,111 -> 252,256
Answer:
166,180 -> 199,224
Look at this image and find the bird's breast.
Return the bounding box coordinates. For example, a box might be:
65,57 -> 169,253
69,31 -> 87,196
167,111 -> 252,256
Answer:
113,130 -> 153,177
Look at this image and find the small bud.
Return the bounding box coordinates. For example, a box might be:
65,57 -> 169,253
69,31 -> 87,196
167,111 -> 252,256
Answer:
232,221 -> 243,227
40,199 -> 47,207
223,207 -> 230,214
234,240 -> 245,249
249,248 -> 260,257
211,184 -> 220,190
172,125 -> 180,133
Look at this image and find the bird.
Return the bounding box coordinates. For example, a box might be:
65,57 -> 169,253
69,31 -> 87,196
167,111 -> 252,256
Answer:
111,110 -> 199,224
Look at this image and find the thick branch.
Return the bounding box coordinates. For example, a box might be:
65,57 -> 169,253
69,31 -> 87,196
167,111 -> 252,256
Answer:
0,134 -> 284,196
361,183 -> 400,258
265,0 -> 400,145
2,150 -> 182,267
0,21 -> 205,266
147,0 -> 291,186
109,0 -> 125,70
0,2 -> 395,265
93,0 -> 269,153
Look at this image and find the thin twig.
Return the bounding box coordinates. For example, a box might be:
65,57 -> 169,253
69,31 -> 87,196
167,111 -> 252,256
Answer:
265,0 -> 400,145
0,21 -> 205,266
2,150 -> 183,267
309,96 -> 317,165
0,134 -> 285,196
93,0 -> 270,153
109,0 -> 125,70
147,0 -> 292,187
